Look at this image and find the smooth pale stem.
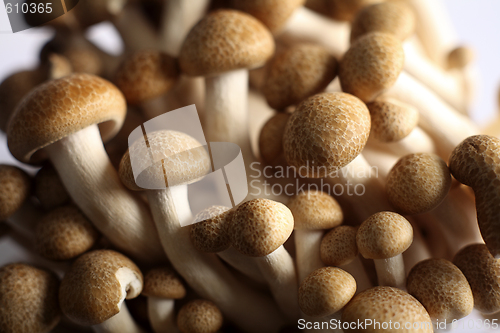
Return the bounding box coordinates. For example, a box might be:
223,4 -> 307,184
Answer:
362,147 -> 398,182
374,255 -> 406,289
92,302 -> 145,333
341,257 -> 372,294
295,229 -> 324,283
148,297 -> 177,333
113,5 -> 158,52
45,124 -> 164,264
403,224 -> 432,276
218,247 -> 266,284
367,126 -> 436,157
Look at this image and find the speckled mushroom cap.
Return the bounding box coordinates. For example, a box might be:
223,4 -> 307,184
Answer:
34,163 -> 70,210
230,199 -> 294,257
179,10 -> 275,77
298,267 -> 356,317
386,153 -> 451,215
0,165 -> 30,221
283,92 -> 371,178
7,73 -> 126,164
447,46 -> 474,70
350,1 -> 416,42
357,211 -> 413,260
406,259 -> 473,321
142,268 -> 186,300
339,32 -> 405,103
453,244 -> 500,314
259,112 -> 290,167
262,43 -> 338,110
190,206 -> 233,253
320,226 -> 358,266
305,0 -> 384,22
114,50 -> 179,105
177,299 -> 223,333
342,286 -> 433,333
59,250 -> 143,326
0,263 -> 61,333
119,130 -> 211,191
287,190 -> 343,230
35,205 -> 100,261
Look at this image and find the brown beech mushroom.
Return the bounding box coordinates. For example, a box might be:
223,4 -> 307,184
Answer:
305,0 -> 383,22
258,112 -> 291,167
34,163 -> 70,210
177,300 -> 223,333
0,165 -> 30,222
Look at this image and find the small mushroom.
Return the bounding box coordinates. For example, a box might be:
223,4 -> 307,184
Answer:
447,46 -> 475,70
177,300 -> 223,333
258,112 -> 291,167
0,165 -> 31,222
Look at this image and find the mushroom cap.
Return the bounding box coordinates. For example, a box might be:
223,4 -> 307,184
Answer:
357,211 -> 413,259
179,10 -> 275,77
386,153 -> 451,215
287,190 -> 343,230
298,267 -> 356,317
119,130 -> 211,191
339,32 -> 405,103
406,258 -> 473,321
0,165 -> 31,221
35,205 -> 100,261
262,43 -> 338,110
283,92 -> 371,178
367,97 -> 419,143
447,46 -> 474,70
190,206 -> 233,253
342,286 -> 433,333
258,112 -> 290,167
350,1 -> 416,42
305,0 -> 384,22
0,263 -> 61,333
114,50 -> 180,105
34,163 -> 70,210
7,73 -> 126,164
320,226 -> 358,266
59,250 -> 143,326
142,267 -> 186,300
177,299 -> 223,333
453,244 -> 500,314
72,0 -> 127,28
230,199 -> 294,257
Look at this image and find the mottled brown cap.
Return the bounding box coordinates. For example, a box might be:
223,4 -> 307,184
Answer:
190,206 -> 233,253
339,32 -> 405,103
350,1 -> 416,42
7,73 -> 126,164
407,259 -> 473,321
453,244 -> 500,314
447,46 -> 475,70
259,112 -> 290,167
0,263 -> 61,333
283,92 -> 371,178
321,226 -> 358,266
177,299 -> 223,333
357,211 -> 413,259
287,190 -> 343,230
342,286 -> 433,333
230,199 -> 294,256
263,43 -> 338,110
34,163 -> 70,210
0,165 -> 30,221
114,50 -> 179,105
305,0 -> 384,22
386,153 -> 451,215
35,205 -> 100,261
59,250 -> 143,326
299,267 -> 356,317
179,10 -> 275,77
142,268 -> 186,299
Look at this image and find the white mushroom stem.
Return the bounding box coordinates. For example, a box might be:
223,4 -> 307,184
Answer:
113,5 -> 158,52
295,229 -> 324,283
148,297 -> 177,333
366,126 -> 436,157
403,222 -> 432,275
340,257 -> 373,294
93,303 -> 145,333
146,185 -> 286,332
362,147 -> 398,182
218,248 -> 266,284
45,124 -> 164,264
373,255 -> 406,289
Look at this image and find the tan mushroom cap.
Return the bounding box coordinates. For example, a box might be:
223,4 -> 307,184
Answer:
7,73 -> 126,164
367,97 -> 419,143
350,1 -> 416,43
59,250 -> 143,326
119,130 -> 211,191
386,153 -> 451,215
321,226 -> 358,266
231,199 -> 294,257
305,0 -> 384,22
114,50 -> 179,105
299,267 -> 356,317
283,92 -> 371,178
447,46 -> 475,70
177,299 -> 223,333
34,163 -> 70,210
287,190 -> 343,230
190,206 -> 233,253
342,286 -> 433,333
259,112 -> 290,167
179,10 -> 275,77
142,268 -> 186,300
339,32 -> 405,103
263,43 -> 338,110
35,205 -> 100,261
453,244 -> 500,314
357,211 -> 413,260
407,259 -> 473,321
0,165 -> 31,221
0,263 -> 61,333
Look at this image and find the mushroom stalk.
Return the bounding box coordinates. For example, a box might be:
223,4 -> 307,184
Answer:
295,229 -> 324,283
147,297 -> 177,333
113,5 -> 158,52
373,255 -> 406,288
341,257 -> 373,293
218,248 -> 266,284
92,303 -> 145,333
367,126 -> 436,157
